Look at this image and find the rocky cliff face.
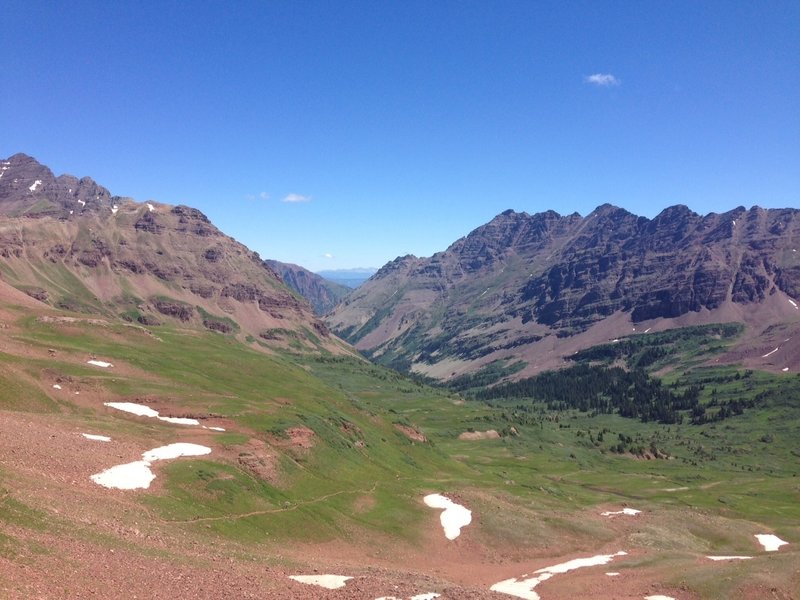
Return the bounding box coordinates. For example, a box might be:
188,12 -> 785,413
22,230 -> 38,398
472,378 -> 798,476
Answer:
328,204 -> 800,380
265,260 -> 351,315
0,153 -> 348,354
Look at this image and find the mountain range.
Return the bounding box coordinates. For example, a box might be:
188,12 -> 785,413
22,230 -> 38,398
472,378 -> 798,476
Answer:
0,153 -> 347,355
328,204 -> 800,382
2,153 -> 798,599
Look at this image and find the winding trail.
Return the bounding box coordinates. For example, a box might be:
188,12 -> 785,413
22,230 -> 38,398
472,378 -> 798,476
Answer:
164,483 -> 379,524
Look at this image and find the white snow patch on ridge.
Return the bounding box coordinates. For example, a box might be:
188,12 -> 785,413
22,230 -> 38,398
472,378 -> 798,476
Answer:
91,460 -> 154,490
104,402 -> 200,426
105,402 -> 159,418
82,433 -> 111,442
91,443 -> 210,490
755,534 -> 788,551
288,575 -> 352,589
601,508 -> 641,517
147,202 -> 155,212
490,551 -> 627,599
424,493 -> 472,540
706,555 -> 751,561
142,443 -> 212,461
88,360 -> 113,368
762,347 -> 779,358
29,180 -> 42,192
789,299 -> 798,309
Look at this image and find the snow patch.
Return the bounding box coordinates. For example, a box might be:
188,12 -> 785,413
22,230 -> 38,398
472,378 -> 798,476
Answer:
91,460 -> 154,490
104,402 -> 160,418
644,328 -> 651,333
104,402 -> 200,425
706,556 -> 752,561
490,552 -> 627,599
202,426 -> 226,432
91,443 -> 210,490
29,180 -> 42,192
288,575 -> 352,589
111,205 -> 118,215
755,534 -> 788,552
783,367 -> 789,372
88,360 -> 113,368
78,199 -> 86,206
82,433 -> 111,442
142,443 -> 211,462
645,596 -> 677,600
606,572 -> 620,576
157,416 -> 201,425
762,347 -> 779,358
424,493 -> 472,540
52,384 -> 62,390
789,299 -> 798,309
602,508 -> 641,517
147,202 -> 155,212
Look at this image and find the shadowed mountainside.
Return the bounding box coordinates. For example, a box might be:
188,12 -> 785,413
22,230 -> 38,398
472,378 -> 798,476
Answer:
265,260 -> 351,315
328,204 -> 800,381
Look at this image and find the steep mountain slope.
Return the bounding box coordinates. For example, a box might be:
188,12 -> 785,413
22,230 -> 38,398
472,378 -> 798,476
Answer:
328,204 -> 800,381
265,259 -> 351,315
1,154 -> 798,599
0,153 -> 346,354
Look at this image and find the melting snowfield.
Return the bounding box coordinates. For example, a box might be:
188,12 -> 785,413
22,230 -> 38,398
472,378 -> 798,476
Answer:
490,551 -> 627,599
87,359 -> 113,368
601,508 -> 641,517
706,556 -> 752,561
755,534 -> 788,552
288,575 -> 352,589
423,493 -> 472,540
82,433 -> 111,442
104,402 -> 201,426
91,443 -> 211,490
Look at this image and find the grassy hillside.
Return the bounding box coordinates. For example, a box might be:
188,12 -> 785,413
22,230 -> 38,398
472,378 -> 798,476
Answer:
0,302 -> 797,598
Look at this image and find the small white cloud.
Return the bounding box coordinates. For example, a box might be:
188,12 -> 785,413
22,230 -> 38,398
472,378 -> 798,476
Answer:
323,253 -> 334,259
282,193 -> 311,203
585,73 -> 620,87
245,191 -> 270,201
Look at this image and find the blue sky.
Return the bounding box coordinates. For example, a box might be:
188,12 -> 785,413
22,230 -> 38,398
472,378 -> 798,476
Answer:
2,1 -> 798,271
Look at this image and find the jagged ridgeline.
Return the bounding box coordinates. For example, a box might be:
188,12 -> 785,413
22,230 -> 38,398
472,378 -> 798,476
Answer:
0,153 -> 349,355
328,205 -> 800,383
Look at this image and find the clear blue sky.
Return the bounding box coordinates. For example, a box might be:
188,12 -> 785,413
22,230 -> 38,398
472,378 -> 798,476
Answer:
2,0 -> 798,271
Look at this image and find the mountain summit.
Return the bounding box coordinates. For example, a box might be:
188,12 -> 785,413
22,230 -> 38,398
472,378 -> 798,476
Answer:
328,204 -> 800,381
0,153 -> 347,354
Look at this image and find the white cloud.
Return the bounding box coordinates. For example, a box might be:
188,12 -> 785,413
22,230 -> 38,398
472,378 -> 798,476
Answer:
245,191 -> 270,201
585,73 -> 620,87
259,191 -> 269,200
282,193 -> 311,203
323,253 -> 334,259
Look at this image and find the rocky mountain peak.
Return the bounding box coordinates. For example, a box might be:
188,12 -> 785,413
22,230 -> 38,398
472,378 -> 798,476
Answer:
328,203 -> 800,382
0,153 -> 348,355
